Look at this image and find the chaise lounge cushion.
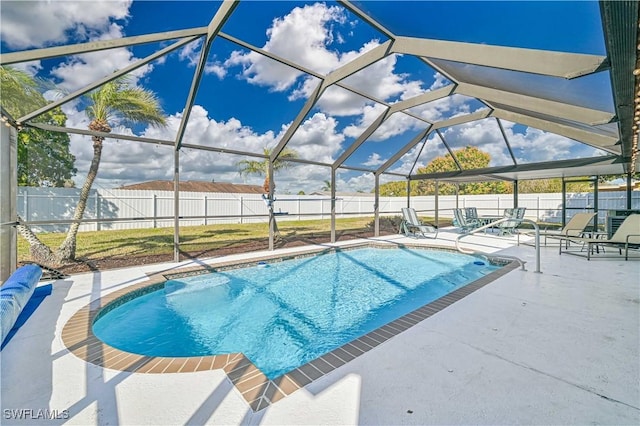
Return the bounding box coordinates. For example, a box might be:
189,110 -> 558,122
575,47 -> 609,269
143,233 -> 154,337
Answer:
1,264 -> 43,345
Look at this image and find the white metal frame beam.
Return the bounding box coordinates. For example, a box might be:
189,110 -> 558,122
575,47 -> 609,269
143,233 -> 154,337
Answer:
17,36 -> 198,124
455,82 -> 615,126
175,1 -> 238,149
392,36 -> 608,79
0,27 -> 208,65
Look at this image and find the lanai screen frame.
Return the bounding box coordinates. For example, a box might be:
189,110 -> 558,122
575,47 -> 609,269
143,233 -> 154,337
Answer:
0,0 -> 637,282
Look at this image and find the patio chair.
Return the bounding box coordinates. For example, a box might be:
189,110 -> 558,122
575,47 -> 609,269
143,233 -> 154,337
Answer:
497,208 -> 525,236
401,207 -> 438,239
519,212 -> 597,246
464,207 -> 479,221
558,214 -> 640,260
453,208 -> 480,233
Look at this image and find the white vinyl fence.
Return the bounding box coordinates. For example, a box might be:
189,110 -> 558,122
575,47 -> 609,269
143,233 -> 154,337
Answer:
17,187 -> 640,233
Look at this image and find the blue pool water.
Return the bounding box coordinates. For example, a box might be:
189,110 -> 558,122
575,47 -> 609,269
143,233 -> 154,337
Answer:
93,248 -> 498,378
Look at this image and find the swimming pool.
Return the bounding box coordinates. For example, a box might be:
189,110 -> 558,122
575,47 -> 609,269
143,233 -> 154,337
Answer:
93,247 -> 499,379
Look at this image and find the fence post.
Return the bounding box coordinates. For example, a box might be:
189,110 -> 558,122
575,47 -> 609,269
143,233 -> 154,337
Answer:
152,194 -> 157,228
536,196 -> 540,221
239,197 -> 243,224
23,191 -> 28,222
320,199 -> 324,220
203,195 -> 208,226
95,192 -> 100,231
497,196 -> 500,215
298,198 -> 301,220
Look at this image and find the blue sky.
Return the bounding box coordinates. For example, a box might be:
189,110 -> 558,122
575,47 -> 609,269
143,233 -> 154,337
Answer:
0,1 -> 613,193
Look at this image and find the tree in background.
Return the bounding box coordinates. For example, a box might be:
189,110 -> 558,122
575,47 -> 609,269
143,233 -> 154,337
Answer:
380,146 -> 511,196
378,180 -> 421,197
1,66 -> 78,265
237,147 -> 298,195
415,146 -> 511,195
597,173 -> 640,183
378,146 -> 623,196
18,107 -> 77,187
1,66 -> 76,187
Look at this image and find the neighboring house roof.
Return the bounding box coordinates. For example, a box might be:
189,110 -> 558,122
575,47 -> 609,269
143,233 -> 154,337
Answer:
119,180 -> 265,194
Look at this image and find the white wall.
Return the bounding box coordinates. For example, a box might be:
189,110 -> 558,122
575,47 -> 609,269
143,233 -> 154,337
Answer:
17,187 -> 640,232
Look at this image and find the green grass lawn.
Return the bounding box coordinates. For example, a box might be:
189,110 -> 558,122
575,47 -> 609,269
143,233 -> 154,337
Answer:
17,217 -> 380,262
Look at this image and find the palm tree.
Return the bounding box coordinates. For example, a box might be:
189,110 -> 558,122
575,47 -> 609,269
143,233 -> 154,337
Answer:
322,180 -> 331,191
2,66 -> 68,265
0,66 -> 45,115
237,147 -> 298,195
57,79 -> 166,261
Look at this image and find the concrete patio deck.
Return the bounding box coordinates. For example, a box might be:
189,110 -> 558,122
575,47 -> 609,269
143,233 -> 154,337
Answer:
1,230 -> 638,425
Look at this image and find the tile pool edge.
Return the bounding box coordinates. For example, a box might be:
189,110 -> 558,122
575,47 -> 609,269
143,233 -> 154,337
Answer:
61,243 -> 520,412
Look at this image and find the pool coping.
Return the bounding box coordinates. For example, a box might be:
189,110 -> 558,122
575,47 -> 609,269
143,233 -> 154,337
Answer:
61,242 -> 520,412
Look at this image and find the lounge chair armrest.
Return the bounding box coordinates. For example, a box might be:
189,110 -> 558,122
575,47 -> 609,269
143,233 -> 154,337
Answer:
625,234 -> 640,244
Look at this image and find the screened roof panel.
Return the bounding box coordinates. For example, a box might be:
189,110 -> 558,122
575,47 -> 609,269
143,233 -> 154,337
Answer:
499,120 -> 611,165
437,119 -> 515,168
405,94 -> 485,124
491,103 -> 620,140
342,113 -> 425,169
383,132 -> 453,176
285,86 -> 381,164
340,53 -> 451,104
430,59 -> 615,113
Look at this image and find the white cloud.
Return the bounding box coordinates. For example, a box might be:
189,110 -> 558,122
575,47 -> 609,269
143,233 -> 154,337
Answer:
439,120 -> 514,166
343,104 -> 425,142
50,23 -> 153,92
341,52 -> 410,101
409,94 -> 476,123
385,134 -> 449,176
9,61 -> 42,77
178,39 -> 227,78
363,153 -> 385,167
341,172 -> 375,193
0,0 -> 131,49
311,85 -> 373,117
342,104 -> 388,138
429,73 -> 450,90
287,112 -> 345,163
501,122 -> 603,163
178,39 -> 202,67
224,3 -> 346,91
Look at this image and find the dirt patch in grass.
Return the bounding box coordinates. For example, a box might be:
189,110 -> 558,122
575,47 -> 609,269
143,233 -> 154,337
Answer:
42,228 -> 397,276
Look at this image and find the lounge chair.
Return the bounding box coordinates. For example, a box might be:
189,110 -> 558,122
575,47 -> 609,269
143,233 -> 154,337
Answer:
401,207 -> 438,238
464,207 -> 479,221
497,207 -> 526,236
558,214 -> 640,260
519,212 -> 596,246
453,208 -> 480,233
